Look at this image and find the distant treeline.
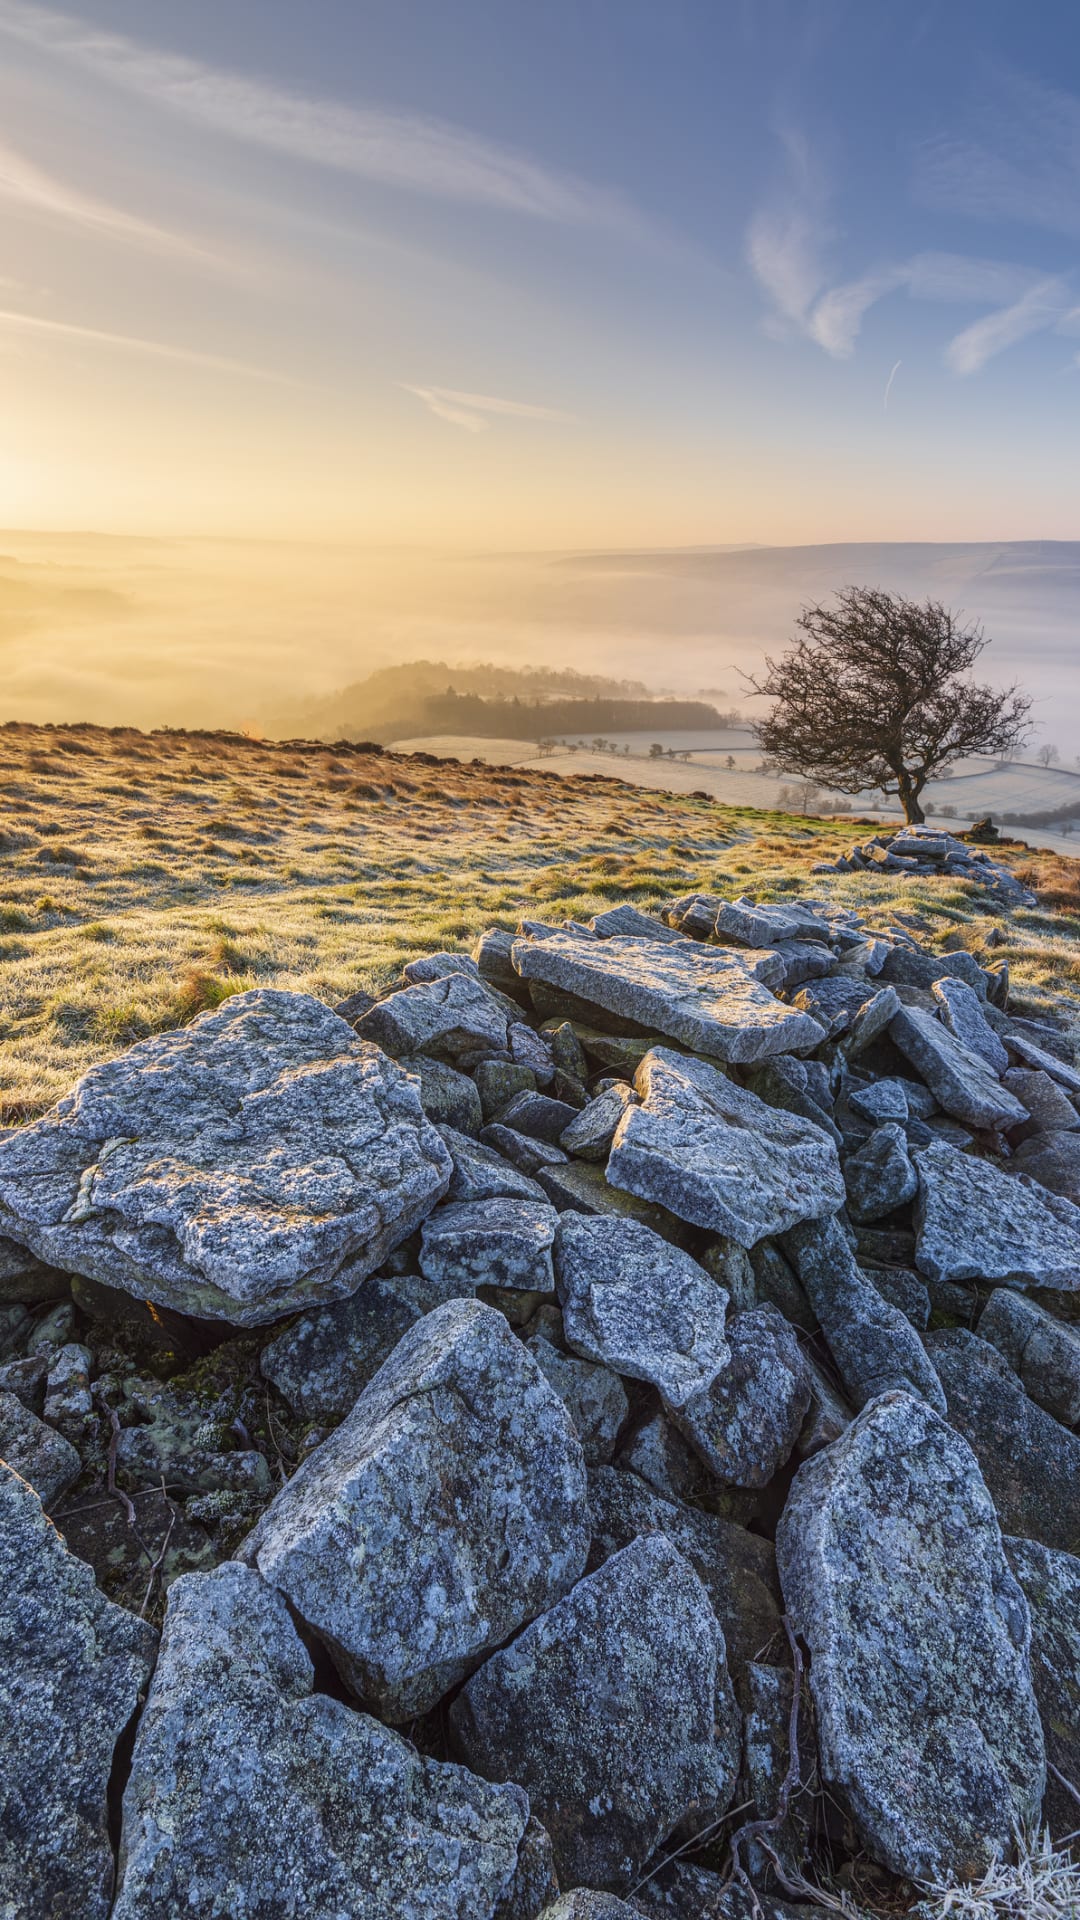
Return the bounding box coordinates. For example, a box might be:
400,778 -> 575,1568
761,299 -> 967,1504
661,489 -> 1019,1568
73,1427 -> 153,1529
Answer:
997,798 -> 1080,828
340,689 -> 731,743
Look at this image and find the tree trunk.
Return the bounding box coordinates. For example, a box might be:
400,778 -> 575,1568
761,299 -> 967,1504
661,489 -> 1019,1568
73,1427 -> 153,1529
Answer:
896,770 -> 925,825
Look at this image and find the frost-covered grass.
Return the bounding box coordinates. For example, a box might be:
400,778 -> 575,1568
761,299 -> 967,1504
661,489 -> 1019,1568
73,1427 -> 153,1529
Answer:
1,722 -> 1079,1121
910,1829 -> 1080,1918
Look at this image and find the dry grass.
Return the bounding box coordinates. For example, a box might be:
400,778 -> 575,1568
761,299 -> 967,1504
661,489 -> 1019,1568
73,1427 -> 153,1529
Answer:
909,1829 -> 1080,1918
1,722 -> 1080,1122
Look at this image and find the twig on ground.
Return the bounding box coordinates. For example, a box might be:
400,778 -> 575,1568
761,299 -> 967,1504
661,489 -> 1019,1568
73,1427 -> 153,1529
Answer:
138,1479 -> 176,1618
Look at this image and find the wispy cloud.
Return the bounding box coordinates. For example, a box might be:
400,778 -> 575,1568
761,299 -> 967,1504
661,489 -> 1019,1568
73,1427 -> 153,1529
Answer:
402,385 -> 574,432
944,278 -> 1069,374
916,69 -> 1080,240
0,0 -> 643,234
883,359 -> 901,409
745,127 -> 830,336
0,305 -> 288,380
0,135 -> 211,261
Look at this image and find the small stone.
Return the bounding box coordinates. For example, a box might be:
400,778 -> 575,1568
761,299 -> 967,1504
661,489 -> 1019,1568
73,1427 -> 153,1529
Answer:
797,1354 -> 853,1457
607,1049 -> 844,1247
748,1241 -> 815,1331
525,1335 -> 629,1466
914,1139 -> 1080,1287
879,944 -> 990,999
890,1005 -> 1027,1130
451,1535 -> 742,1893
714,898 -> 831,948
243,1299 -> 589,1719
843,1123 -> 917,1223
537,1896 -> 638,1919
25,1301 -> 75,1351
535,1159 -> 695,1243
782,1215 -> 946,1413
590,904 -> 684,942
673,1306 -> 810,1487
848,1078 -> 909,1125
509,1022 -> 556,1085
861,1262 -> 930,1330
615,1407 -> 714,1510
777,1390 -> 1044,1881
439,1124 -> 547,1202
978,1289 -> 1080,1426
473,927 -> 519,991
0,1388 -> 80,1505
929,1330 -> 1080,1553
554,1214 -> 730,1408
931,977 -> 1009,1075
560,1085 -> 637,1162
43,1340 -> 93,1441
0,1465 -> 156,1920
421,1198 -> 557,1294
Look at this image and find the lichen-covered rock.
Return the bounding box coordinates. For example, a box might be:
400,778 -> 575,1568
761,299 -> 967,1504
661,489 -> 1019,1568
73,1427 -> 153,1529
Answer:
43,1338 -> 93,1440
243,1298 -> 589,1719
776,1391 -> 1044,1881
782,1215 -> 945,1413
525,1334 -> 629,1466
439,1124 -> 548,1202
847,1078 -> 910,1125
356,970 -> 510,1059
840,984 -> 902,1058
0,990 -> 453,1325
511,932 -> 824,1063
978,1288 -> 1080,1427
607,1050 -> 844,1246
408,1055 -> 484,1133
451,1534 -> 742,1892
0,1388 -> 80,1505
0,1465 -> 156,1920
713,898 -> 831,948
585,1466 -> 782,1694
111,1562 -> 532,1920
560,1084 -> 637,1162
1003,1068 -> 1080,1136
842,1123 -> 917,1223
928,1329 -> 1080,1554
914,1140 -> 1080,1287
890,1004 -> 1027,1130
930,976 -> 1008,1075
1004,1535 -> 1080,1841
420,1198 -> 558,1293
537,1896 -> 638,1919
259,1268 -> 456,1425
672,1306 -> 810,1487
554,1214 -> 730,1408
1012,1129 -> 1080,1206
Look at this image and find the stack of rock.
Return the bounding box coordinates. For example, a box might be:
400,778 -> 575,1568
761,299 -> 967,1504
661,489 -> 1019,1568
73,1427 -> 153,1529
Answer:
809,822 -> 1036,908
1,875 -> 1079,1917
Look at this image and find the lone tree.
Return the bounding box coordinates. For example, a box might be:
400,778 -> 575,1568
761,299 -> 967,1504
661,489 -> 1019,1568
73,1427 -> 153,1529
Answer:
748,586 -> 1031,825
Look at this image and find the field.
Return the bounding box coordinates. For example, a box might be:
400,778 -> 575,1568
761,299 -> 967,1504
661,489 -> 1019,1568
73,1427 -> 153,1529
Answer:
3,721 -> 1080,1123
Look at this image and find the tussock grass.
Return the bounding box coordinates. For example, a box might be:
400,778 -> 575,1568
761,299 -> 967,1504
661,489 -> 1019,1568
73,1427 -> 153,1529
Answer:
0,721 -> 1079,1121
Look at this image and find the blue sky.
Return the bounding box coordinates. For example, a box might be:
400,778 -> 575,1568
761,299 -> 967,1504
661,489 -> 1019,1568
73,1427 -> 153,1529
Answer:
1,0 -> 1079,541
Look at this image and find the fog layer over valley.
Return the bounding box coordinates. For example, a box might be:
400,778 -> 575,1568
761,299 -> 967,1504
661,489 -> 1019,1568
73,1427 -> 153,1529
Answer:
3,533 -> 1079,751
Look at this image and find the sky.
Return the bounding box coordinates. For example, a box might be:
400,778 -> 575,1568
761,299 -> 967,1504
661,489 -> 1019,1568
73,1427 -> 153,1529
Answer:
1,0 -> 1080,546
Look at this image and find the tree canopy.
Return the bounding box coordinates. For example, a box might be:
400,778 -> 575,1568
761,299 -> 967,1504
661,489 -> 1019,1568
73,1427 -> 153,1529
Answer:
749,586 -> 1031,824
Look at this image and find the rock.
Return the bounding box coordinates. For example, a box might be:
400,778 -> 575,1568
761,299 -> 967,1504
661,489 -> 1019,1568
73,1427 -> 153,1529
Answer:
402,949 -> 482,985
741,1661 -> 817,1887
590,904 -> 684,942
661,891 -> 724,938
0,1465 -> 156,1920
861,1262 -> 930,1330
408,1055 -> 484,1134
931,977 -> 1009,1075
0,1389 -> 80,1505
672,1306 -> 811,1487
928,1330 -> 1080,1553
1004,1068 -> 1080,1136
509,1021 -> 556,1085
1006,1031 -> 1080,1095
842,1124 -> 917,1223
538,1896 -> 638,1919
879,944 -> 990,999
111,1561 -> 533,1920
744,1057 -> 841,1146
0,1235 -> 70,1304
1013,1129 -> 1080,1206
782,1215 -> 946,1413
475,1060 -> 537,1119
554,1214 -> 730,1408
585,1466 -> 782,1692
560,1085 -> 637,1162
978,1289 -> 1080,1427
890,1005 -> 1027,1130
797,1354 -> 853,1456
0,991 -> 453,1326
1004,1536 -> 1080,1841
499,1089 -> 582,1143
534,1160 -> 695,1244
615,1407 -> 716,1510
0,1350 -> 47,1410
770,940 -> 837,987
840,985 -> 902,1057
525,1335 -> 629,1466
259,1271 -> 449,1425
43,1340 -> 93,1440
113,1373 -> 272,1498
439,1124 -> 548,1202
243,1298 -> 588,1720
627,1865 -> 816,1917
473,927 -> 520,992
481,1123 -> 568,1175
777,1390 -> 1044,1881
511,931 -> 824,1063
914,1140 -> 1080,1287
713,898 -> 830,948
451,1535 -> 741,1893
790,977 -> 872,1034
749,1241 -> 815,1331
847,1079 -> 909,1124
356,971 -> 510,1060
26,1300 -> 75,1351
420,1199 -> 557,1294
607,1049 -> 844,1246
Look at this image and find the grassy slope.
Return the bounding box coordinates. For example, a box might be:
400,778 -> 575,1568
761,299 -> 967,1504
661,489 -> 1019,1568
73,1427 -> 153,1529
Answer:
2,722 -> 1080,1122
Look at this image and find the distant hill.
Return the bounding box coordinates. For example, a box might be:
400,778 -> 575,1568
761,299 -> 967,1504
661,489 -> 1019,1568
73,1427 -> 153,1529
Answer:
270,660 -> 728,744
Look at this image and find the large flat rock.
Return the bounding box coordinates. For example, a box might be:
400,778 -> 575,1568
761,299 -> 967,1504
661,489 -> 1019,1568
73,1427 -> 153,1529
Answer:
889,1004 -> 1027,1131
511,932 -> 824,1064
0,1466 -> 156,1920
243,1298 -> 589,1720
0,990 -> 452,1325
112,1563 -> 534,1920
777,1391 -> 1044,1882
914,1139 -> 1080,1287
607,1048 -> 844,1246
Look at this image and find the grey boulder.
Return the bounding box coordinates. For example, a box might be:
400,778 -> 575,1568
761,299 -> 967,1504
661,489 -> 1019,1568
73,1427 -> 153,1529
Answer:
777,1391 -> 1044,1881
0,1466 -> 156,1920
259,1268 -> 455,1425
607,1049 -> 844,1246
978,1288 -> 1080,1427
560,1084 -> 637,1162
1012,1129 -> 1080,1207
112,1562 -> 534,1920
554,1213 -> 730,1408
356,971 -> 509,1060
890,1004 -> 1027,1131
842,1123 -> 917,1223
1004,1535 -> 1080,1841
439,1124 -> 548,1202
782,1215 -> 946,1413
0,990 -> 452,1325
243,1298 -> 589,1719
930,976 -> 1009,1075
511,932 -> 824,1064
914,1139 -> 1080,1287
525,1333 -> 629,1466
672,1306 -> 811,1487
0,1388 -> 80,1506
451,1534 -> 741,1892
420,1198 -> 558,1294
